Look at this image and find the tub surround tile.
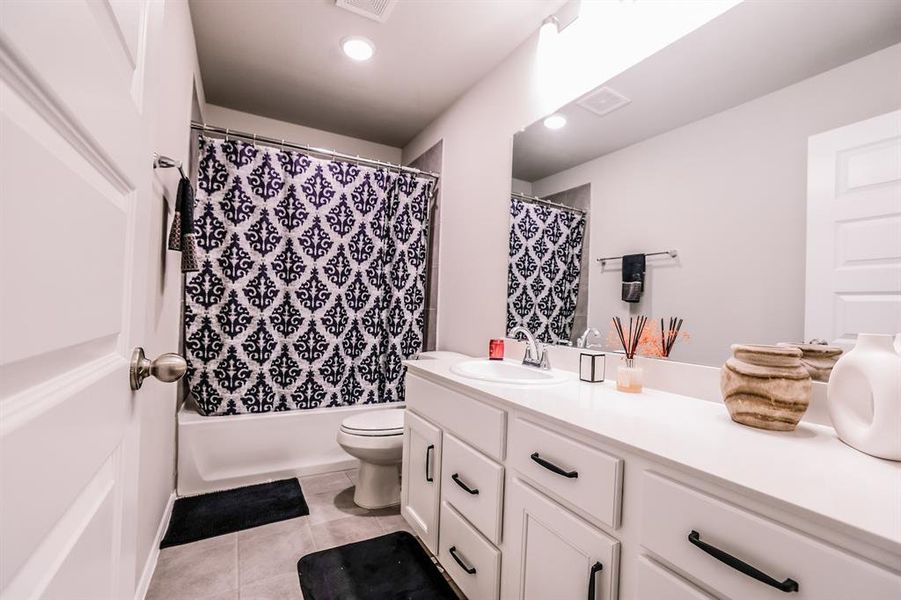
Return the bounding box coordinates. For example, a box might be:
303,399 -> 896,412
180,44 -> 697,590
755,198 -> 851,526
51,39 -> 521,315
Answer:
147,534 -> 238,600
238,520 -> 315,585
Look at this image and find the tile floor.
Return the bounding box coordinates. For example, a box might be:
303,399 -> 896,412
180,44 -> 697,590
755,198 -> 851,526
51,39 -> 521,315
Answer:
146,469 -> 463,600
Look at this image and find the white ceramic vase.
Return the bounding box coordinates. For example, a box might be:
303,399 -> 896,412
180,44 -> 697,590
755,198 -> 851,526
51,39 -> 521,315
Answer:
827,334 -> 901,461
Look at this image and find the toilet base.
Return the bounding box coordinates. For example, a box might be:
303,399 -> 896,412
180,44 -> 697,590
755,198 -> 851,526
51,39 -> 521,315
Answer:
354,462 -> 400,509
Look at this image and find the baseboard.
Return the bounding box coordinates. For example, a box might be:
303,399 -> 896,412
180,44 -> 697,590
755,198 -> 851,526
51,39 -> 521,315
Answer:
133,492 -> 176,600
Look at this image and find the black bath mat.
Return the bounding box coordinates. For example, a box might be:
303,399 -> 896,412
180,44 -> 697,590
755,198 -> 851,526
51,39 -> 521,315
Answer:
297,531 -> 457,600
160,478 -> 309,548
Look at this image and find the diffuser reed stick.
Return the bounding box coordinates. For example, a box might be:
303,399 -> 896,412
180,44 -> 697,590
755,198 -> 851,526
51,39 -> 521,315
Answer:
612,315 -> 648,360
659,317 -> 684,357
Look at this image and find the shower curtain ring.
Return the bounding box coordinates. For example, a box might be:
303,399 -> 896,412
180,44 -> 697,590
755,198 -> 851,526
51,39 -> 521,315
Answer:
225,128 -> 230,142
252,133 -> 257,147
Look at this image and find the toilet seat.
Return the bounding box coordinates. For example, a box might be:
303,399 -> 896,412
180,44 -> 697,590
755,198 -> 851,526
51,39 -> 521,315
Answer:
340,409 -> 404,437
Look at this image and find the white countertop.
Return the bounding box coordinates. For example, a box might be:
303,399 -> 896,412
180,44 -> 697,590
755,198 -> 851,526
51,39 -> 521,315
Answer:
405,357 -> 901,557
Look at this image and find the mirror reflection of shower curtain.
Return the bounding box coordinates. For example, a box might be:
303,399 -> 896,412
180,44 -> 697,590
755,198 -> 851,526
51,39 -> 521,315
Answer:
184,136 -> 434,415
506,196 -> 586,345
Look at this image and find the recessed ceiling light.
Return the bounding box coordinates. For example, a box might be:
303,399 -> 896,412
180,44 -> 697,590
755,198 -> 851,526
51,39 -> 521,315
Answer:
543,114 -> 567,130
342,36 -> 375,61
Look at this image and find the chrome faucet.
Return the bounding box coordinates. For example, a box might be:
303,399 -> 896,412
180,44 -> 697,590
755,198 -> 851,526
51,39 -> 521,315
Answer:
509,326 -> 551,370
577,327 -> 602,349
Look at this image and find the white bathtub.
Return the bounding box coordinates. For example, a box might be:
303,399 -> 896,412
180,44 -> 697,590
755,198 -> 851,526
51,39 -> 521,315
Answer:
177,401 -> 401,496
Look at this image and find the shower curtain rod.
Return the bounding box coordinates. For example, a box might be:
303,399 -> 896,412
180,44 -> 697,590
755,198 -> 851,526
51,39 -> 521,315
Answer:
511,191 -> 586,215
190,121 -> 440,181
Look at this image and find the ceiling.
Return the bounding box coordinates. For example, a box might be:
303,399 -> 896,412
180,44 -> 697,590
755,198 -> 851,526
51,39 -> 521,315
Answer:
513,0 -> 901,182
189,0 -> 564,148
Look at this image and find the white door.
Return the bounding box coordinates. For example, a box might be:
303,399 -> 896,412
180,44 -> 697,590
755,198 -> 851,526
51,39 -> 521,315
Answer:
806,110 -> 901,348
502,476 -> 619,600
401,410 -> 442,554
1,2 -> 167,598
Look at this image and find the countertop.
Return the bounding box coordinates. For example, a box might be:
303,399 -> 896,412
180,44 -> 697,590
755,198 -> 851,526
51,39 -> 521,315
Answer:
405,357 -> 901,558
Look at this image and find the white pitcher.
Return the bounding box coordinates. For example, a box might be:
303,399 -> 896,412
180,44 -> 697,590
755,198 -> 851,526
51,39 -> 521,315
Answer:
827,334 -> 901,461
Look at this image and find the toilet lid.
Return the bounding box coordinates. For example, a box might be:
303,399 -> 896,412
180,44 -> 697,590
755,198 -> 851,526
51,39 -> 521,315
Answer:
340,409 -> 404,436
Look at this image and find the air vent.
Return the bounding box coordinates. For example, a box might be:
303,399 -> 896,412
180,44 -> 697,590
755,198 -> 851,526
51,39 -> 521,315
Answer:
576,87 -> 631,118
335,0 -> 398,23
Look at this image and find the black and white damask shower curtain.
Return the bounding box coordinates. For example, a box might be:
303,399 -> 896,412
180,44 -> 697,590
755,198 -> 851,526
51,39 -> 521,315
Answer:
506,197 -> 585,345
184,136 -> 434,415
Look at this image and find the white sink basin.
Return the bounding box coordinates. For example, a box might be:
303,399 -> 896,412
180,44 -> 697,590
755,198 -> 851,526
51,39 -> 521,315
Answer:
449,359 -> 570,385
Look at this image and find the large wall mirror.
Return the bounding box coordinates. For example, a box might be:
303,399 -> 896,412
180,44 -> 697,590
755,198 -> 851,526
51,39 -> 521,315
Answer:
506,0 -> 901,368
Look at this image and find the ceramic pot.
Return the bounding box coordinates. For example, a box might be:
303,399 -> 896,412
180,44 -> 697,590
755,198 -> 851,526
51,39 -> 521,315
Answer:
778,343 -> 843,382
720,344 -> 812,431
828,334 -> 901,461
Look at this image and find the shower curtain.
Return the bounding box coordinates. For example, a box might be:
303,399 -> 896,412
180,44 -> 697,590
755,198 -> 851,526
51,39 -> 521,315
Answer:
506,196 -> 585,345
184,136 -> 434,415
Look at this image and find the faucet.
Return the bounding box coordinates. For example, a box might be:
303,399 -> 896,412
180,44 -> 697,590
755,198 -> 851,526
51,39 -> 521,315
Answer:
577,327 -> 602,349
509,326 -> 551,370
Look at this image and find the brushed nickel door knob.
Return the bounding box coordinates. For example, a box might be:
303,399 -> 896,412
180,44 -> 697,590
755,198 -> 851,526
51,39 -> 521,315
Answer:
130,347 -> 187,390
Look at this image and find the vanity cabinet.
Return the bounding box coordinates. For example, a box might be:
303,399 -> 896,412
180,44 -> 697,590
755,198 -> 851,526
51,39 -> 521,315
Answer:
402,367 -> 901,600
401,410 -> 442,554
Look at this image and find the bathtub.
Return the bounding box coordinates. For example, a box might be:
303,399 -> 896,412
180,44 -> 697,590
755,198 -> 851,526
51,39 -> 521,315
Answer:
177,401 -> 401,496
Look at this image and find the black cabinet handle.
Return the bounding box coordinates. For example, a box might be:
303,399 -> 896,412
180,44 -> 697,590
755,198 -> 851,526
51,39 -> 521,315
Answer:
587,561 -> 603,600
425,444 -> 434,483
688,530 -> 799,593
531,452 -> 578,478
452,473 -> 479,495
449,546 -> 477,575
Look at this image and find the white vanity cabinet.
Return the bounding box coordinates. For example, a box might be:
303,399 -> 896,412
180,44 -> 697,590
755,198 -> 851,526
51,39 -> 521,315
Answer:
401,366 -> 901,600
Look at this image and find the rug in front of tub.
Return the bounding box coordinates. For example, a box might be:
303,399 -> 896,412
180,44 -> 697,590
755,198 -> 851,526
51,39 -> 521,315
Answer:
184,136 -> 435,415
297,531 -> 457,600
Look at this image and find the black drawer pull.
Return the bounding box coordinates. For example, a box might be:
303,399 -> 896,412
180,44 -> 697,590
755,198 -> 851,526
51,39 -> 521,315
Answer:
449,546 -> 477,575
452,473 -> 479,495
425,445 -> 434,483
531,452 -> 578,478
587,561 -> 603,600
688,530 -> 799,593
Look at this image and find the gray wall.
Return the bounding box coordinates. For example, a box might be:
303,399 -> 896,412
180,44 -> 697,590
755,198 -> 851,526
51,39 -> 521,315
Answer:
532,44 -> 901,366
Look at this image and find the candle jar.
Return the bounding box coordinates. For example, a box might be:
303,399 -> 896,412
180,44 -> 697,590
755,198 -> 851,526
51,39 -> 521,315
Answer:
489,338 -> 505,360
616,358 -> 643,393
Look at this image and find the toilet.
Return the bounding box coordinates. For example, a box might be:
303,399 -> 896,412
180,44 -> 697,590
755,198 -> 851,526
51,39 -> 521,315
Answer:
337,408 -> 405,509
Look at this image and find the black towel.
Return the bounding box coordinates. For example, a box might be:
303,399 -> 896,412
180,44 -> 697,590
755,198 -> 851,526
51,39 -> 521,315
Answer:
621,253 -> 645,302
168,177 -> 199,273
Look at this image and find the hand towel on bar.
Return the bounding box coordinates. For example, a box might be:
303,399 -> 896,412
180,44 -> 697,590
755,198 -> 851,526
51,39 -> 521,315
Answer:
621,253 -> 645,303
167,176 -> 199,272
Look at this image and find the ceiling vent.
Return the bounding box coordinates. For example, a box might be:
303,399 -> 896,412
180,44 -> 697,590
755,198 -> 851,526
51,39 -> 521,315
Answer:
576,86 -> 631,118
335,0 -> 398,23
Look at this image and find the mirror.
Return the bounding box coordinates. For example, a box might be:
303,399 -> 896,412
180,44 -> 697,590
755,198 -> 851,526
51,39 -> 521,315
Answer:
507,0 -> 901,367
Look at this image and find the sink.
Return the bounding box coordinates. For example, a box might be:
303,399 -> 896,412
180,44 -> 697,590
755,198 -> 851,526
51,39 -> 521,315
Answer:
449,359 -> 570,385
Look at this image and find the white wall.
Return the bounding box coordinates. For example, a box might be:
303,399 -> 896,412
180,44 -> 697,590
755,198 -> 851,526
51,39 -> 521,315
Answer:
511,178 -> 533,195
402,1 -> 738,357
531,44 -> 901,366
133,0 -> 204,593
203,104 -> 402,164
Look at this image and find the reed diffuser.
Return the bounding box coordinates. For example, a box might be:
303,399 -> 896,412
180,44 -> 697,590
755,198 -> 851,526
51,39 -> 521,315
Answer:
660,317 -> 684,358
612,316 -> 648,393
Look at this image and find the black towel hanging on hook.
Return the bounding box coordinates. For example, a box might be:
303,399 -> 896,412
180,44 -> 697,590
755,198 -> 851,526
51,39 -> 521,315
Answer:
621,253 -> 645,302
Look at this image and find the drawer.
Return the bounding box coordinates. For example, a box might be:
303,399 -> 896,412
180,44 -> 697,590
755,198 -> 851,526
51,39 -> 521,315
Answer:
508,417 -> 623,528
439,501 -> 500,600
637,556 -> 714,600
641,472 -> 901,599
406,374 -> 506,461
441,433 -> 504,544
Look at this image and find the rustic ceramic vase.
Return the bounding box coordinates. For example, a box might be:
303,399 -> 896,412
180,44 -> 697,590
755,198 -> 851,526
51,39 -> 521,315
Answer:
827,334 -> 901,461
778,343 -> 843,382
721,344 -> 812,431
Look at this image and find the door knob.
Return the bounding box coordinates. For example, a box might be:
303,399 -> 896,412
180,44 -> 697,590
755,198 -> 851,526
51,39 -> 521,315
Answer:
130,347 -> 187,390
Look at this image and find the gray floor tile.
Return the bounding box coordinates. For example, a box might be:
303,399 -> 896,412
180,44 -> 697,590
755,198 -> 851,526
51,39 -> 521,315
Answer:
241,573 -> 303,600
376,513 -> 412,535
310,515 -> 384,551
147,535 -> 238,600
305,487 -> 375,525
238,519 -> 315,586
345,468 -> 359,485
299,471 -> 355,496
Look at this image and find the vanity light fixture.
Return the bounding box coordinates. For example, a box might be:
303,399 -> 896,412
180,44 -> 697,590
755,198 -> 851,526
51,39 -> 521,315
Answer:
543,114 -> 567,130
341,36 -> 375,61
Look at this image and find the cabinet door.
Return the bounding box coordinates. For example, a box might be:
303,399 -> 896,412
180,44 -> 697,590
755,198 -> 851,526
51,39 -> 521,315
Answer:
503,476 -> 620,600
401,410 -> 442,554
